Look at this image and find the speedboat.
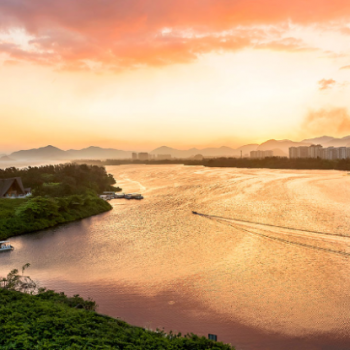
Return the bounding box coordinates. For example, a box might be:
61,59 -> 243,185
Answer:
192,211 -> 198,214
0,241 -> 14,252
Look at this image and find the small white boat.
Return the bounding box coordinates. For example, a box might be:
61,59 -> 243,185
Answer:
0,241 -> 14,252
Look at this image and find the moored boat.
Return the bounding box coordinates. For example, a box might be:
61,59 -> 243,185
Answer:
0,241 -> 14,252
125,193 -> 144,200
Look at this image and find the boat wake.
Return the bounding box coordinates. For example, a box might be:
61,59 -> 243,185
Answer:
193,212 -> 350,257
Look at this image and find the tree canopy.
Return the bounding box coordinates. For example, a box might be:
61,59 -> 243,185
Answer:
0,163 -> 118,197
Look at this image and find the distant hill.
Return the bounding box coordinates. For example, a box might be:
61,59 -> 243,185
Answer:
10,145 -> 67,160
0,156 -> 15,162
66,146 -> 132,160
258,139 -> 311,156
149,146 -> 195,158
271,148 -> 288,157
237,144 -> 259,157
302,136 -> 335,144
150,145 -> 259,158
301,135 -> 350,147
7,135 -> 350,162
10,145 -> 132,161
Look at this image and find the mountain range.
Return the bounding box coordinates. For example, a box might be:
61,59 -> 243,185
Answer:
8,146 -> 132,161
2,135 -> 350,161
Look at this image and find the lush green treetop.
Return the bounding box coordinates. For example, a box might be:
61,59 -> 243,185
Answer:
0,163 -> 118,197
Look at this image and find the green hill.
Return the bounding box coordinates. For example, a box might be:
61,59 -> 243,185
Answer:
0,288 -> 234,350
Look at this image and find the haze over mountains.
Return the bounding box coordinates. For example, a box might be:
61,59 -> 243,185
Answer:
7,146 -> 132,161
2,135 -> 350,162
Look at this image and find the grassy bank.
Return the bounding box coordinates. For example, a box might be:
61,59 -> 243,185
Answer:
0,288 -> 234,350
0,163 -> 118,240
0,193 -> 112,241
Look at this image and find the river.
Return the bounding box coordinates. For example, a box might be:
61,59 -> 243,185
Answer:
1,165 -> 350,350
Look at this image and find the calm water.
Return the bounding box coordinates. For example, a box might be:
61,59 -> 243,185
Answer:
1,165 -> 350,350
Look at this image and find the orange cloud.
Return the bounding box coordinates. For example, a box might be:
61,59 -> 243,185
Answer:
318,78 -> 336,90
340,65 -> 350,70
1,0 -> 350,70
302,108 -> 350,137
255,37 -> 312,52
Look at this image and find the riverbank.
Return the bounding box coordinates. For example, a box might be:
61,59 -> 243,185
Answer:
0,163 -> 118,241
88,157 -> 350,171
0,287 -> 234,349
0,194 -> 112,241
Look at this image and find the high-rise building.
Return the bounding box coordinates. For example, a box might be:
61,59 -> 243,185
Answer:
138,152 -> 149,161
287,145 -> 350,160
289,147 -> 298,159
297,147 -> 309,158
132,152 -> 138,160
339,147 -> 347,159
309,144 -> 323,158
324,147 -> 334,160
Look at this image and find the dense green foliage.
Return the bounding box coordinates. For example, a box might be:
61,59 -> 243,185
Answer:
0,288 -> 234,350
0,163 -> 119,197
0,163 -> 120,240
0,193 -> 112,241
0,198 -> 28,220
102,157 -> 350,170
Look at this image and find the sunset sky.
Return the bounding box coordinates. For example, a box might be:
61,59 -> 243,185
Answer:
2,0 -> 350,152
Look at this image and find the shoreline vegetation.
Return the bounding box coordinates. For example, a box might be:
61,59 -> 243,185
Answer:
0,164 -> 119,241
0,265 -> 235,349
77,157 -> 350,171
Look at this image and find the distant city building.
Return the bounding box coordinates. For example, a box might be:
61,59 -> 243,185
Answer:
308,144 -> 323,158
339,147 -> 347,159
288,144 -> 350,160
297,146 -> 309,158
138,152 -> 149,161
132,152 -> 138,160
157,154 -> 172,160
289,147 -> 298,159
250,150 -> 274,159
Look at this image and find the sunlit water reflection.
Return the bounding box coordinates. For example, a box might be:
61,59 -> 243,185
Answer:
1,165 -> 350,350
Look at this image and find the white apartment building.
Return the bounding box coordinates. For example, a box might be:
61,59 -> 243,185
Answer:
289,147 -> 298,159
339,147 -> 347,159
308,144 -> 323,158
289,145 -> 350,160
297,146 -> 309,158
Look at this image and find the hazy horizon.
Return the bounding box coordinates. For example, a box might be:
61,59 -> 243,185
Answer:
2,134 -> 350,156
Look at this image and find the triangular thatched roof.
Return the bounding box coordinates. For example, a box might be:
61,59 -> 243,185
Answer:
0,177 -> 25,197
